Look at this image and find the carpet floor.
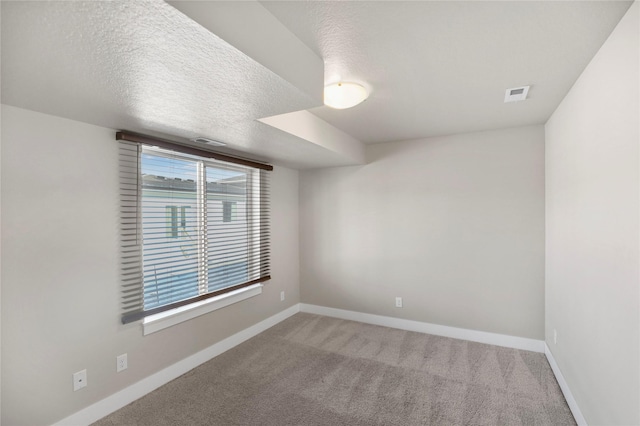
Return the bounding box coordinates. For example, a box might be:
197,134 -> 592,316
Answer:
94,313 -> 576,425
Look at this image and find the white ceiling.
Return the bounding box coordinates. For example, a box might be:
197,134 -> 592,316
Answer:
262,0 -> 634,144
1,1 -> 633,168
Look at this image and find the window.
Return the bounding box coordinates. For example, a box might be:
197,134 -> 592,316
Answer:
118,132 -> 271,324
165,206 -> 187,238
222,201 -> 235,223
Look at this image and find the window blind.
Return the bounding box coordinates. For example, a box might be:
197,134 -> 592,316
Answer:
118,132 -> 271,324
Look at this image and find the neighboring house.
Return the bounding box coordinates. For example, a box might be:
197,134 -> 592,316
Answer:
141,173 -> 249,309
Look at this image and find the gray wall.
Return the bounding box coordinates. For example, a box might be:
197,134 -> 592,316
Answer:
0,105 -> 300,425
300,125 -> 545,339
545,2 -> 639,424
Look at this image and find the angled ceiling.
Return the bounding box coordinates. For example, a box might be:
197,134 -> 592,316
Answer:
1,1 -> 633,168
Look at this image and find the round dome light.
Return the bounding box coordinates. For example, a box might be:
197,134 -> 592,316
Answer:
324,82 -> 369,109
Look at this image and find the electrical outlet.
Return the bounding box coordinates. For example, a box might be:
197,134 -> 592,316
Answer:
553,329 -> 557,345
395,297 -> 403,308
117,354 -> 128,372
280,291 -> 285,302
73,369 -> 87,391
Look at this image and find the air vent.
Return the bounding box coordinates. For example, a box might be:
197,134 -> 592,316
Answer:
504,85 -> 530,103
192,137 -> 226,147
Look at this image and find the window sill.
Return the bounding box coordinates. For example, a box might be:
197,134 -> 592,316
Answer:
142,284 -> 263,335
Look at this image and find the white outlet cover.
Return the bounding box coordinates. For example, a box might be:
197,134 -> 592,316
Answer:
117,354 -> 128,372
280,291 -> 285,301
73,369 -> 87,391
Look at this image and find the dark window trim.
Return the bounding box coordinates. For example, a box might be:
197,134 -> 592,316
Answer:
116,131 -> 273,171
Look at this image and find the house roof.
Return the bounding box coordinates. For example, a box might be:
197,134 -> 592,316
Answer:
142,175 -> 245,196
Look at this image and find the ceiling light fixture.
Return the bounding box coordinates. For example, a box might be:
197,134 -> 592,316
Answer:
324,82 -> 369,109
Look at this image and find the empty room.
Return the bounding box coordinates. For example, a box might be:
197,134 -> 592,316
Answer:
1,1 -> 639,425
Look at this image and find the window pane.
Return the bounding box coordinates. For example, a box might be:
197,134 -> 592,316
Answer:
141,151 -> 199,310
222,201 -> 235,223
206,166 -> 248,292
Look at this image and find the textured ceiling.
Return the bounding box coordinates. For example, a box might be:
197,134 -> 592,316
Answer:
0,0 -> 356,169
262,0 -> 633,144
1,1 -> 634,168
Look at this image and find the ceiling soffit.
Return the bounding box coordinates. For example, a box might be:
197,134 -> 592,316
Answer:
1,0 -> 363,169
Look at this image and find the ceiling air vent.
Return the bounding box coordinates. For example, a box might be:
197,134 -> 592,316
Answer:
191,137 -> 226,147
504,85 -> 530,103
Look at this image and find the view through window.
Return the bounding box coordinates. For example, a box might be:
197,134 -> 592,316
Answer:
141,147 -> 253,310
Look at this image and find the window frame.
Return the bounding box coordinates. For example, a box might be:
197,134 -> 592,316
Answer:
117,131 -> 272,326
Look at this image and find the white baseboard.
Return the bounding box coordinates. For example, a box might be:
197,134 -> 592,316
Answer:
53,304 -> 300,426
544,343 -> 587,426
299,303 -> 545,353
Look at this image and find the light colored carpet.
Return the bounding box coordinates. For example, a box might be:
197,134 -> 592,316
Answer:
94,313 -> 576,425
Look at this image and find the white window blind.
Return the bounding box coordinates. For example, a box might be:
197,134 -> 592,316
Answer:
118,133 -> 271,324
